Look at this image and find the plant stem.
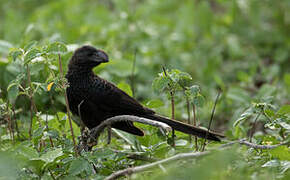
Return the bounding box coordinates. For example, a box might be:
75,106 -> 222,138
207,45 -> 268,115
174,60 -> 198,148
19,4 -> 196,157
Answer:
162,66 -> 175,146
58,54 -> 77,156
202,91 -> 221,151
186,97 -> 191,143
192,104 -> 198,151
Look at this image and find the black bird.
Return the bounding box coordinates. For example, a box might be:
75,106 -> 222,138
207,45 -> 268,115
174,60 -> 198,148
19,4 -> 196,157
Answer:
65,45 -> 224,141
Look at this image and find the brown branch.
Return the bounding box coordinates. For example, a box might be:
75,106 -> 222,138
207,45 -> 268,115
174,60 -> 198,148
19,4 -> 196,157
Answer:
219,139 -> 289,150
88,115 -> 172,147
105,151 -> 209,180
238,139 -> 289,149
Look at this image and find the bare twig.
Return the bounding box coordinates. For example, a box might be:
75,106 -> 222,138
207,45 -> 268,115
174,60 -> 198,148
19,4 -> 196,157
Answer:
105,151 -> 209,180
219,139 -> 289,150
88,115 -> 172,147
238,139 -> 289,149
202,91 -> 221,151
58,53 -> 77,156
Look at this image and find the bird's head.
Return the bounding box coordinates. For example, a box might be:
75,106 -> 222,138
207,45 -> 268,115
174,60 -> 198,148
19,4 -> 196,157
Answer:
69,45 -> 109,69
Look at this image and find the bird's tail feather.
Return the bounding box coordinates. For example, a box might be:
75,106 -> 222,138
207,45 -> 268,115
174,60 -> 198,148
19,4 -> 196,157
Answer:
143,114 -> 224,141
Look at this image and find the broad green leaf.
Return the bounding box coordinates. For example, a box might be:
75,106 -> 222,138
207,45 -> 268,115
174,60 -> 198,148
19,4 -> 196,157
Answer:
146,99 -> 164,108
46,42 -> 67,54
7,84 -> 19,103
152,76 -> 170,92
36,148 -> 63,163
24,48 -> 42,64
68,158 -> 90,176
269,146 -> 290,160
117,81 -> 133,97
112,129 -> 138,146
262,160 -> 280,167
17,146 -> 39,159
277,105 -> 290,115
23,41 -> 37,51
233,108 -> 254,127
8,48 -> 23,61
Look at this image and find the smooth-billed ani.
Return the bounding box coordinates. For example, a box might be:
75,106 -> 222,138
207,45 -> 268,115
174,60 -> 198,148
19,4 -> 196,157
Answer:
65,45 -> 223,141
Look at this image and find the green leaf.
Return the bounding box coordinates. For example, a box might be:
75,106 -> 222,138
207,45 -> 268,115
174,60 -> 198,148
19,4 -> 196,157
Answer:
117,82 -> 133,97
112,129 -> 138,146
23,41 -> 37,51
262,160 -> 280,167
233,108 -> 254,127
36,148 -> 63,163
24,48 -> 42,64
193,94 -> 205,107
8,48 -> 23,61
17,146 -> 39,159
146,99 -> 164,108
46,42 -> 67,54
152,76 -> 170,93
277,105 -> 290,115
68,158 -> 90,176
269,146 -> 290,160
283,73 -> 290,87
7,84 -> 19,103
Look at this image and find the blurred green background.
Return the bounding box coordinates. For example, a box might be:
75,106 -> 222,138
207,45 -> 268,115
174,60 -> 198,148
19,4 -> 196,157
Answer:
1,0 -> 289,126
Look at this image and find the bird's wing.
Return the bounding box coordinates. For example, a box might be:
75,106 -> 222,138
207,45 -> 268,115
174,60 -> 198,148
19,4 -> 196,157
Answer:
88,76 -> 154,115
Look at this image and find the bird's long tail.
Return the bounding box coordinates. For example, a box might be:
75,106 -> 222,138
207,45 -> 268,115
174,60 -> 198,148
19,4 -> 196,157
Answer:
143,114 -> 224,141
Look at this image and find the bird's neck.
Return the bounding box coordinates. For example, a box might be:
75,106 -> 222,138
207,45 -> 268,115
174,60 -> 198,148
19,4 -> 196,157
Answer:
66,67 -> 95,81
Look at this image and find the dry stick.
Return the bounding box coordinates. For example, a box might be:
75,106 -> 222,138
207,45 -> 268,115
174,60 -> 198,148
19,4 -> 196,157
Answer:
192,104 -> 198,151
105,151 -> 209,180
249,113 -> 261,142
201,91 -> 221,151
130,48 -> 137,98
57,54 -> 77,156
162,66 -> 175,146
89,115 -> 172,147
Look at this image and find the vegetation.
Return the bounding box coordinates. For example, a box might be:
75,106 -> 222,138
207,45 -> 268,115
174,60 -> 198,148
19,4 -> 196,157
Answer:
0,0 -> 289,179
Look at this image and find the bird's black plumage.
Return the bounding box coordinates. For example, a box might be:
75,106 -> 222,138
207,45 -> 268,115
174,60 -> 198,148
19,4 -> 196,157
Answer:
65,45 -> 224,141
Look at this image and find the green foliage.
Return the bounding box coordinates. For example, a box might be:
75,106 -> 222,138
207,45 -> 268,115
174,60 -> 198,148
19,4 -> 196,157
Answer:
0,0 -> 289,179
